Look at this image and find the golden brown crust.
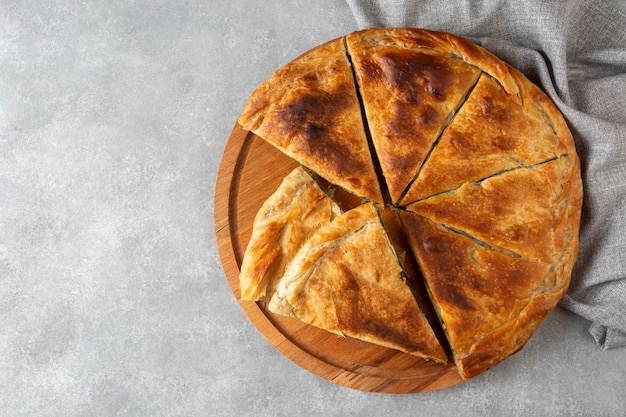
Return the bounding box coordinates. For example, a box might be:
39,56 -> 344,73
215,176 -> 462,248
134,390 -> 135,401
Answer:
269,203 -> 448,363
398,212 -> 562,379
239,166 -> 341,300
238,38 -> 383,204
400,73 -> 571,203
345,27 -> 526,105
345,29 -> 482,204
238,27 -> 583,380
401,148 -> 581,379
406,156 -> 581,265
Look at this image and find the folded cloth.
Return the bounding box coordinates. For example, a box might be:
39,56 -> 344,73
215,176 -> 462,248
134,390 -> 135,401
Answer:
345,0 -> 626,349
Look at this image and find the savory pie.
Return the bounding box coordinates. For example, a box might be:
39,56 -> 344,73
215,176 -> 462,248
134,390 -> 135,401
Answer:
345,29 -> 482,204
239,166 -> 341,300
237,27 -> 583,380
400,72 -> 572,204
397,211 -> 563,380
238,37 -> 384,205
268,203 -> 447,363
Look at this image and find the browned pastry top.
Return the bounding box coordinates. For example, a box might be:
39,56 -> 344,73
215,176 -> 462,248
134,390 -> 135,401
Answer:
237,27 -> 583,380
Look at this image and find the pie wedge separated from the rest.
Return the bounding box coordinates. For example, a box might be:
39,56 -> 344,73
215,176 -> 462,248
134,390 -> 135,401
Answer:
239,166 -> 341,301
268,203 -> 448,363
399,72 -> 573,204
238,37 -> 384,204
398,211 -> 564,380
345,28 -> 482,204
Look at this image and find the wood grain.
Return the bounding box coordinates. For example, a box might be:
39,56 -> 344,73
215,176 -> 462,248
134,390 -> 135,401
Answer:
214,122 -> 464,393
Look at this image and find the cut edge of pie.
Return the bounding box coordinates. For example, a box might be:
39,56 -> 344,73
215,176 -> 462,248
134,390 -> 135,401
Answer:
398,211 -> 570,379
398,71 -> 573,205
238,36 -> 384,205
345,28 -> 484,204
268,203 -> 448,363
239,166 -> 342,301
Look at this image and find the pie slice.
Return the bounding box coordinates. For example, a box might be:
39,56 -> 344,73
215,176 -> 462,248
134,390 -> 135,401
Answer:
406,156 -> 579,264
239,166 -> 341,301
268,203 -> 447,363
238,37 -> 384,204
400,73 -> 572,204
345,28 -> 482,204
398,211 -> 563,380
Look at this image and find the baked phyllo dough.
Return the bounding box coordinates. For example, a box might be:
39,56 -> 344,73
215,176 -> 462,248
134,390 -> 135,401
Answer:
239,37 -> 383,204
269,203 -> 447,363
237,27 -> 583,380
239,166 -> 341,301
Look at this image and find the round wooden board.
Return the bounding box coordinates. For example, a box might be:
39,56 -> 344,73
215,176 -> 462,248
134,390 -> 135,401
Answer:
214,122 -> 464,393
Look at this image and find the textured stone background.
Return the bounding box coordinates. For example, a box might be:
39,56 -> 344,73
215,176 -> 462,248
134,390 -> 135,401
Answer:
1,1 -> 625,416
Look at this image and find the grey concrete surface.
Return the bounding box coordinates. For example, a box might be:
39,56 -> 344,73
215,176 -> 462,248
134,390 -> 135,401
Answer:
1,1 -> 625,416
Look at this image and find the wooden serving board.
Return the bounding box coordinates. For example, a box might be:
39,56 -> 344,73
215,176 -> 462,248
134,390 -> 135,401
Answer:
214,122 -> 464,393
